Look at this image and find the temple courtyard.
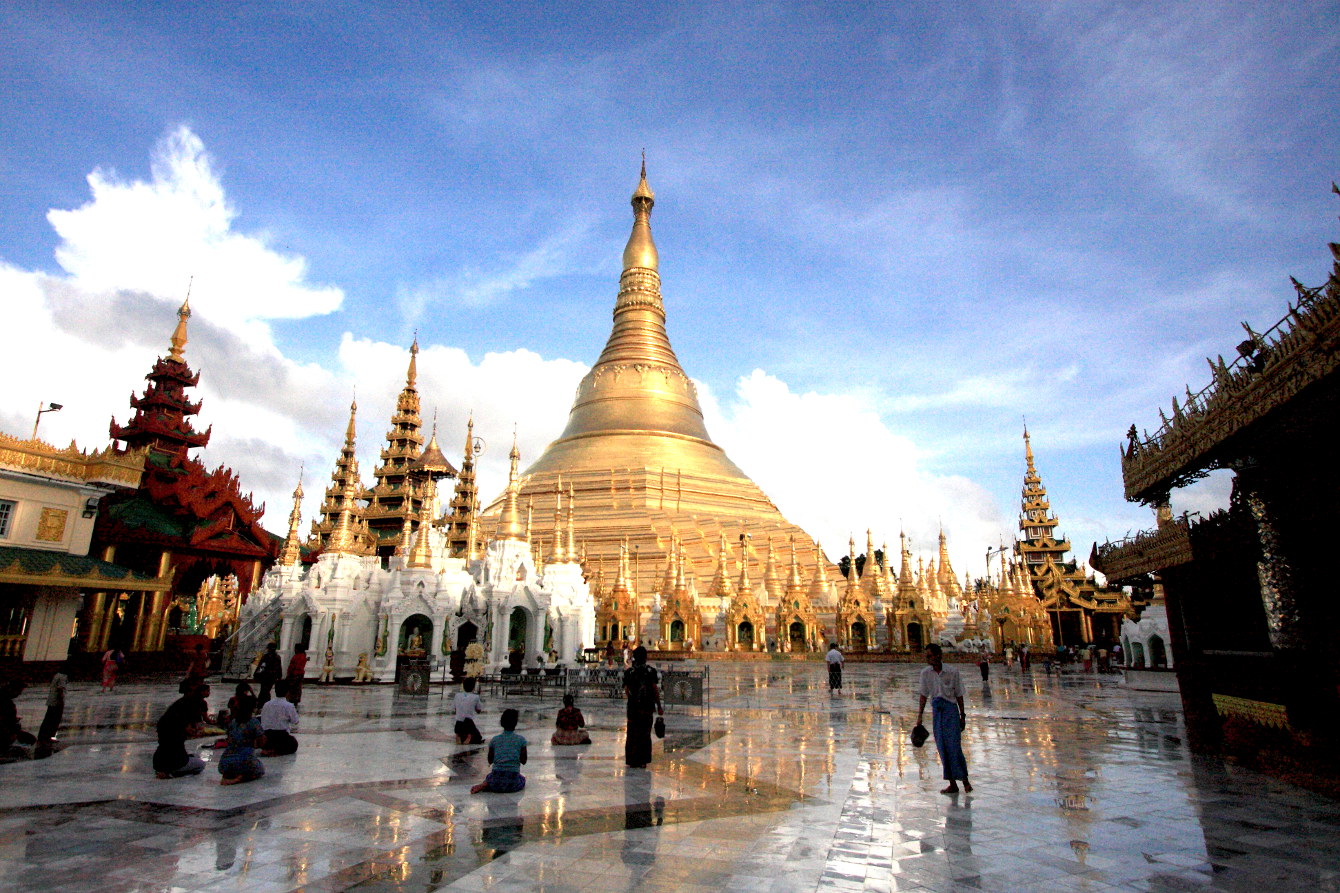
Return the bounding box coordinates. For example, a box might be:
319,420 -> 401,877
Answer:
1,663 -> 1337,893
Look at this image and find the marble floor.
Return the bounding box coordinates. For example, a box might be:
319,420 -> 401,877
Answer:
2,663 -> 1338,893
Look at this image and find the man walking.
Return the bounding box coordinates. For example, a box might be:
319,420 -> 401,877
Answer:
825,642 -> 844,692
917,644 -> 972,794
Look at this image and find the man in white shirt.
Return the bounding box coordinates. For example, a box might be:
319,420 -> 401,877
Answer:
826,643 -> 844,692
917,643 -> 972,794
453,677 -> 484,744
260,680 -> 300,755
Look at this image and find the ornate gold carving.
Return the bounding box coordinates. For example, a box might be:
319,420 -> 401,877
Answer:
1091,517 -> 1194,582
35,508 -> 68,542
1122,232 -> 1340,503
0,433 -> 146,488
1212,693 -> 1290,729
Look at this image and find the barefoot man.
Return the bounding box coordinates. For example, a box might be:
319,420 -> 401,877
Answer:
917,643 -> 973,795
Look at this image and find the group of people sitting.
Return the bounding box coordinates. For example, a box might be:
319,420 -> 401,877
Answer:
451,677 -> 594,795
152,678 -> 300,785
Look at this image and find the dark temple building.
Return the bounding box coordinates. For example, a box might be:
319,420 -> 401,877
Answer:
1092,195 -> 1340,785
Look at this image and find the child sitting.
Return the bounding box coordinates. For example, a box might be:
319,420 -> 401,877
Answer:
550,694 -> 591,746
453,678 -> 485,744
470,708 -> 527,794
218,695 -> 265,786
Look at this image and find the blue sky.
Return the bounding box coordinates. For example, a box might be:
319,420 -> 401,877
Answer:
2,2 -> 1337,575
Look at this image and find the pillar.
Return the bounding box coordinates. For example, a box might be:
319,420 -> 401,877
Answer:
148,591 -> 172,650
81,592 -> 108,652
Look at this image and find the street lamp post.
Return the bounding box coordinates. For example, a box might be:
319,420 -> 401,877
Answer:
31,401 -> 63,439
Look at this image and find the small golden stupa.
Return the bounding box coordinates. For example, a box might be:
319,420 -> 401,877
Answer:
485,161 -> 831,604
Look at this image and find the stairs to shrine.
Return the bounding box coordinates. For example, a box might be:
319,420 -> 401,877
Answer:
222,597 -> 284,680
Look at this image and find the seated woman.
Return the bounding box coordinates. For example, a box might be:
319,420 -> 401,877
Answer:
550,694 -> 591,746
213,682 -> 255,746
218,694 -> 265,786
470,708 -> 527,794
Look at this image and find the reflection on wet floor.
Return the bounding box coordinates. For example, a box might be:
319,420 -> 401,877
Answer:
1,663 -> 1338,892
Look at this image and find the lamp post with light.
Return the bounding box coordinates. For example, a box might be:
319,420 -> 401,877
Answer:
31,401 -> 63,439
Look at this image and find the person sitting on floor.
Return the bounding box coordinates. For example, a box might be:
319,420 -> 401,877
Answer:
550,694 -> 591,746
453,677 -> 485,744
218,694 -> 265,786
260,680 -> 300,756
153,681 -> 210,779
470,708 -> 527,794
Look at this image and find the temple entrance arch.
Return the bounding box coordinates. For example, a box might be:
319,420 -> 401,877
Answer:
851,621 -> 868,650
1148,635 -> 1167,668
906,622 -> 923,651
737,620 -> 754,649
507,607 -> 528,654
789,621 -> 806,651
297,614 -> 313,651
456,621 -> 478,651
399,614 -> 431,655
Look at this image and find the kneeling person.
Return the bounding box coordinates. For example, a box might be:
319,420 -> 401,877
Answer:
470,708 -> 527,794
153,682 -> 209,779
260,680 -> 300,756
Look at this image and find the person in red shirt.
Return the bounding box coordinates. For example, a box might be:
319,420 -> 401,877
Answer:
286,645 -> 308,707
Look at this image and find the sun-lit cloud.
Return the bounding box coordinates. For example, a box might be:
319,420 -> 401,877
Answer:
702,369 -> 1011,571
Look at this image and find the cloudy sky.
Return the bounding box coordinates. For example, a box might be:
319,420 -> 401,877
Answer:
2,3 -> 1337,577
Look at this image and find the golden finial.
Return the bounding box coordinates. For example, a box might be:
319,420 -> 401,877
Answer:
167,284 -> 192,362
623,156 -> 658,272
407,336 -> 419,388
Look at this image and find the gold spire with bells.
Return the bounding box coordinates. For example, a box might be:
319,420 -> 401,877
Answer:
326,474 -> 359,554
707,533 -> 736,602
486,158 -> 834,612
278,470 -> 305,567
167,290 -> 191,363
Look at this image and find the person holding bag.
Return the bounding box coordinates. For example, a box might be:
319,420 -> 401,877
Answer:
622,646 -> 663,768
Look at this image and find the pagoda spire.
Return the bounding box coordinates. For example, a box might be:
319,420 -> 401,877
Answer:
787,535 -> 805,590
167,293 -> 191,363
807,541 -> 830,607
445,414 -> 478,557
278,471 -> 304,567
566,484 -> 577,561
408,498 -> 434,568
522,158 -> 724,464
312,398 -> 364,546
762,536 -> 783,607
551,482 -> 565,562
363,340 -> 426,556
497,433 -> 524,540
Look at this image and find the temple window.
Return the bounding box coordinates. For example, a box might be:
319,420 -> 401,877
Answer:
0,499 -> 14,537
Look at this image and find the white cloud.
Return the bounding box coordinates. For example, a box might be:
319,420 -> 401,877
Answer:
0,126 -> 1013,579
702,369 -> 1011,574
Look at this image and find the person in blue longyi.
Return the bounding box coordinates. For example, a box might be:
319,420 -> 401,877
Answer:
916,643 -> 973,795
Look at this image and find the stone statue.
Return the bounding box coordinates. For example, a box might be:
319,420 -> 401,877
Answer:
353,653 -> 373,683
319,647 -> 335,683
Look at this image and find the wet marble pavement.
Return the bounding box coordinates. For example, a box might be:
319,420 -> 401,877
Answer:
1,663 -> 1338,892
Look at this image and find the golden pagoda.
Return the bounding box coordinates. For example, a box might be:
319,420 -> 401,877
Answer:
834,535 -> 876,651
483,161 -> 833,603
776,538 -> 822,652
723,537 -> 767,651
